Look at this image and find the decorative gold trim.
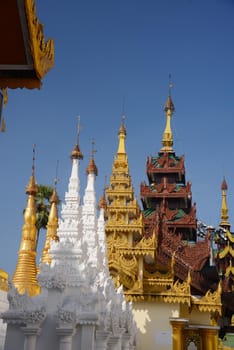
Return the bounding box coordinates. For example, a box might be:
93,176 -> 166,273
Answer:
192,282 -> 222,315
225,260 -> 234,277
219,243 -> 234,259
226,230 -> 234,243
24,0 -> 54,80
164,273 -> 191,306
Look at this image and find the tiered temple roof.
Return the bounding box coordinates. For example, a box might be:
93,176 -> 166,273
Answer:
105,99 -> 221,319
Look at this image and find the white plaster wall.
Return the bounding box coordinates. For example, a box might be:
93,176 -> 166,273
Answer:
180,303 -> 211,325
0,290 -> 8,350
133,300 -> 213,350
133,301 -> 179,350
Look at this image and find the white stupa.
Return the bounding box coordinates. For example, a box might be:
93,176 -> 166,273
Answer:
2,130 -> 137,350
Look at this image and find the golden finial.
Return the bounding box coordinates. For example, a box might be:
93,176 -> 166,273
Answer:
118,113 -> 127,136
86,138 -> 98,175
220,177 -> 231,229
26,144 -> 38,195
12,145 -> 40,296
71,115 -> 83,159
161,75 -> 175,152
117,114 -> 127,154
40,164 -> 60,265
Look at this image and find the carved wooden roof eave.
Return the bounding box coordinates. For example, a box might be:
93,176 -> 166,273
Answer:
0,0 -> 54,89
146,154 -> 185,174
147,167 -> 185,175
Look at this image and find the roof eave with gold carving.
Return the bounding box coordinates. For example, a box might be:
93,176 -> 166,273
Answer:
0,0 -> 54,89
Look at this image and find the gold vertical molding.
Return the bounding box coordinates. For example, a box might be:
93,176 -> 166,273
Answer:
170,318 -> 188,350
200,326 -> 219,350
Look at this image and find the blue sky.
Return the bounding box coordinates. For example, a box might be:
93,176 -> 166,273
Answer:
0,0 -> 234,274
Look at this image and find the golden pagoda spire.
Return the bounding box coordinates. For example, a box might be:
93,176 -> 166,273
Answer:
71,115 -> 83,160
86,139 -> 98,176
12,145 -> 40,296
220,177 -> 231,229
105,117 -> 143,290
117,114 -> 127,155
161,77 -> 175,152
40,171 -> 59,265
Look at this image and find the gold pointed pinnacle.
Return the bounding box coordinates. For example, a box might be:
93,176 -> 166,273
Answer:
118,114 -> 127,136
117,114 -> 127,155
165,74 -> 175,112
71,115 -> 83,159
13,144 -> 40,296
161,81 -> 175,152
220,177 -> 230,228
26,144 -> 37,195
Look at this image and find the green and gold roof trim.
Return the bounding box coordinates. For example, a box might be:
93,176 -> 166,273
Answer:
150,153 -> 183,169
143,207 -> 187,222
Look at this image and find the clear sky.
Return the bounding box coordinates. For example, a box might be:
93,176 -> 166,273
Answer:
0,0 -> 234,274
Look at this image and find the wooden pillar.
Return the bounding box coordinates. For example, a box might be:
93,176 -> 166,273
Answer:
170,318 -> 188,350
